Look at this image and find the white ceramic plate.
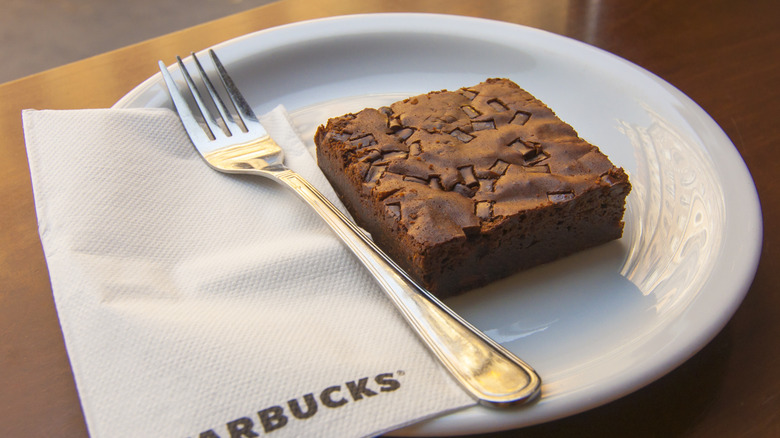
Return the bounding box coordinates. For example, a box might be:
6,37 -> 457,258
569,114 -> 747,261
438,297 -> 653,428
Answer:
115,14 -> 762,436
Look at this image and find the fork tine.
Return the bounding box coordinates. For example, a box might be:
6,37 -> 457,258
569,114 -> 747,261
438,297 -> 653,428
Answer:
190,52 -> 245,135
158,60 -> 213,145
175,55 -> 225,140
208,49 -> 262,128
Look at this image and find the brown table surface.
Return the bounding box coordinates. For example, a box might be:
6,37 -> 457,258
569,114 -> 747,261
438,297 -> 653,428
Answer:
1,0 -> 778,436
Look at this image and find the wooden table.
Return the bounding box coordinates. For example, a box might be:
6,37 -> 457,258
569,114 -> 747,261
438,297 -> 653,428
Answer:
2,0 -> 777,436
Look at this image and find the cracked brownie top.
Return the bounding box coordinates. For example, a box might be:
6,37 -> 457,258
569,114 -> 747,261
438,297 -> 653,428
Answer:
316,78 -> 628,245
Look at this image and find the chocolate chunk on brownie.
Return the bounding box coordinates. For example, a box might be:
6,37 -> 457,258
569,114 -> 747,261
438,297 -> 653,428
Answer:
315,78 -> 631,297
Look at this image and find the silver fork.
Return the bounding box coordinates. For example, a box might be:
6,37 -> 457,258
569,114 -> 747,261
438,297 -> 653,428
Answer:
158,50 -> 541,407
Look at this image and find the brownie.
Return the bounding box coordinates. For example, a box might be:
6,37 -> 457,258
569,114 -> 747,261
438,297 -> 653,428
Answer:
315,78 -> 631,297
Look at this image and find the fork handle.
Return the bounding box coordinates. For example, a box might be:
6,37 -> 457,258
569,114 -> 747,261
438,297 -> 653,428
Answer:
273,169 -> 541,407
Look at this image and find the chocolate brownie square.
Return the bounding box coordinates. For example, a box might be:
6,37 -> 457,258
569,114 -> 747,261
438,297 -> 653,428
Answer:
315,78 -> 630,297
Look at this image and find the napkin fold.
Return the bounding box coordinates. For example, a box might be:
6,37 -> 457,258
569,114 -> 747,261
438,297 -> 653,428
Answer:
22,107 -> 475,438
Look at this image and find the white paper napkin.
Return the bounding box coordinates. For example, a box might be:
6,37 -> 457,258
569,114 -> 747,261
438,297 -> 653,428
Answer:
22,106 -> 475,438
